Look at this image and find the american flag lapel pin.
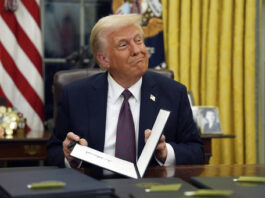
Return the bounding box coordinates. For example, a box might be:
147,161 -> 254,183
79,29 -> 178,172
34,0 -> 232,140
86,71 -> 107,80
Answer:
150,94 -> 156,102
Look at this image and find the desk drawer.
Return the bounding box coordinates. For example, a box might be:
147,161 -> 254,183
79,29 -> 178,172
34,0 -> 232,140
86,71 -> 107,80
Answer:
0,142 -> 47,161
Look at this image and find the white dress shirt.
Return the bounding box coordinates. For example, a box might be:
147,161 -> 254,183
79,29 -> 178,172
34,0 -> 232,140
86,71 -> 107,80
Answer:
104,73 -> 141,158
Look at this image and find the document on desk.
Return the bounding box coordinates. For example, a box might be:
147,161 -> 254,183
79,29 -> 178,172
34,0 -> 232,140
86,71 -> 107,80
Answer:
70,109 -> 170,179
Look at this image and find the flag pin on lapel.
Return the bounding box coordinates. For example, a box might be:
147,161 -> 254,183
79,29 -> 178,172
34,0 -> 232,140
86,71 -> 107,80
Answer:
150,94 -> 156,102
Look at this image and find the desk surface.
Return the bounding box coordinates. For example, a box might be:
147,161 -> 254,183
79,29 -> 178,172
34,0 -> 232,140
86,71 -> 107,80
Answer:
201,134 -> 235,138
144,164 -> 265,182
99,164 -> 265,198
81,164 -> 265,182
0,131 -> 50,141
1,165 -> 264,198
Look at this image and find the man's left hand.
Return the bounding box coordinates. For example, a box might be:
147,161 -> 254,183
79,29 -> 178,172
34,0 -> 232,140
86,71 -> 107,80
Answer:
145,129 -> 168,163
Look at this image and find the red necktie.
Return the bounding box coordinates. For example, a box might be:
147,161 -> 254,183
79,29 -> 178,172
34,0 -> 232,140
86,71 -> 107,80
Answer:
115,89 -> 136,163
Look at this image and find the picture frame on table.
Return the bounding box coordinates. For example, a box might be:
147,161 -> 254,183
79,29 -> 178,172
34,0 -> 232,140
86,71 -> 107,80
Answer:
197,106 -> 222,134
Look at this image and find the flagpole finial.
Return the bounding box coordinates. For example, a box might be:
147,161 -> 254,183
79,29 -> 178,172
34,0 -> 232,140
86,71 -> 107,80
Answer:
4,0 -> 18,12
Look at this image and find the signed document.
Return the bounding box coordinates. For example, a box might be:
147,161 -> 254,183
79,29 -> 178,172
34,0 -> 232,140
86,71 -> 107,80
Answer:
70,109 -> 170,179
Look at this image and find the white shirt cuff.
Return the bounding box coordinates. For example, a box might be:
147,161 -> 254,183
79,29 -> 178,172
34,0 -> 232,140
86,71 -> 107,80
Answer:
155,143 -> 176,166
64,157 -> 82,168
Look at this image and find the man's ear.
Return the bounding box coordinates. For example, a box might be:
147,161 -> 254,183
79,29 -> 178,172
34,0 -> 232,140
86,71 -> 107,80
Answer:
96,53 -> 110,69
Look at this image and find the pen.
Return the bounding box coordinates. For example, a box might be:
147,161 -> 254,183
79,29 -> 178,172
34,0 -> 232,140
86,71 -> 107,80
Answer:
67,140 -> 79,149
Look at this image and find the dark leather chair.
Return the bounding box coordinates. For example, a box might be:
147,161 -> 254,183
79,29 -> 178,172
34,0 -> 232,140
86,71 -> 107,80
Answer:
53,68 -> 174,121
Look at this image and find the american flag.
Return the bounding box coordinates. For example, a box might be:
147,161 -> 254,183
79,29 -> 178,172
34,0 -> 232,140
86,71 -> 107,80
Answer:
0,0 -> 44,134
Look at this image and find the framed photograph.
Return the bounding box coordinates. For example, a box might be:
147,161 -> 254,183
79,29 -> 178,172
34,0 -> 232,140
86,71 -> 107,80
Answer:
188,91 -> 195,106
198,106 -> 222,134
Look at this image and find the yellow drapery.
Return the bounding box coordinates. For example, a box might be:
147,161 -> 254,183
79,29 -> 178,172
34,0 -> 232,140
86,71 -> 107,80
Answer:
162,0 -> 256,164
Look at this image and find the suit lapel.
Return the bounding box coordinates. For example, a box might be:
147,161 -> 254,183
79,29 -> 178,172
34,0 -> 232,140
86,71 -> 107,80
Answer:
87,71 -> 160,156
89,72 -> 108,152
138,72 -> 160,157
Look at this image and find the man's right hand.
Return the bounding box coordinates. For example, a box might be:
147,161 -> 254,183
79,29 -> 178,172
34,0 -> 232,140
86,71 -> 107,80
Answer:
62,132 -> 88,168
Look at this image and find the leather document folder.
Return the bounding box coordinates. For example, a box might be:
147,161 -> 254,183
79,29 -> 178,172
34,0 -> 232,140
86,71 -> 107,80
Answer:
190,176 -> 265,198
103,177 -> 197,198
0,167 -> 114,198
70,109 -> 170,179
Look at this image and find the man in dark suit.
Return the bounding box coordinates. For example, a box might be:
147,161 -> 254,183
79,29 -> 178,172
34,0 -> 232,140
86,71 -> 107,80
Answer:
47,14 -> 204,171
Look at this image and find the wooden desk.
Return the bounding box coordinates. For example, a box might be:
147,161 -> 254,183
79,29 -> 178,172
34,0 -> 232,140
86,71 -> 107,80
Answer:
201,134 -> 235,164
99,164 -> 265,198
0,131 -> 50,164
145,164 -> 265,182
0,132 -> 232,165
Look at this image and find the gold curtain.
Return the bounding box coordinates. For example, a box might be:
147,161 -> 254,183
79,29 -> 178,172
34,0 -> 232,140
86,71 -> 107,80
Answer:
162,0 -> 256,164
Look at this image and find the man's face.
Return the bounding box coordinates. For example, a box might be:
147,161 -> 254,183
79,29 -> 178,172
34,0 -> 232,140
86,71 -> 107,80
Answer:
206,111 -> 215,123
101,25 -> 148,87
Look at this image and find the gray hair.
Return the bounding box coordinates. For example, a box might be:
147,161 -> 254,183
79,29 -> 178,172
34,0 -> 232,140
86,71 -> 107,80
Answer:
90,14 -> 143,62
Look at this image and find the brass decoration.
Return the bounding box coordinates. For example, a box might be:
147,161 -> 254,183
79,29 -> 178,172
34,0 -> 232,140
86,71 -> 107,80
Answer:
0,105 -> 27,137
112,0 -> 125,12
24,145 -> 41,156
113,0 -> 163,39
0,125 -> 4,137
142,17 -> 163,38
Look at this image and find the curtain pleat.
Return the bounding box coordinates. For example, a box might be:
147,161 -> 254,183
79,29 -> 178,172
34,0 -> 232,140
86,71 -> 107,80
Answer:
162,0 -> 180,81
190,0 -> 201,105
201,0 -> 210,105
218,0 -> 233,164
244,0 -> 256,164
180,0 -> 191,88
233,0 -> 245,164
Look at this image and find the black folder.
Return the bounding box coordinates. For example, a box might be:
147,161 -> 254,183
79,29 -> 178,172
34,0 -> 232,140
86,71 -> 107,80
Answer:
103,177 -> 197,198
0,167 -> 114,198
190,177 -> 265,198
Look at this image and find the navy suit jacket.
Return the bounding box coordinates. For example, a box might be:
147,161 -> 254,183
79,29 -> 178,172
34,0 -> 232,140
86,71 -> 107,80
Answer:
47,71 -> 204,169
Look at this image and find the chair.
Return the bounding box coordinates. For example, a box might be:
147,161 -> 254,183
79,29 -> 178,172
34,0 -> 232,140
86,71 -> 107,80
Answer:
53,68 -> 174,121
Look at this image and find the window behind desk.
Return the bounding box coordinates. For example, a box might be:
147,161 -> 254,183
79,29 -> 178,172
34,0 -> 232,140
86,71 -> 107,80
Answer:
41,0 -> 111,129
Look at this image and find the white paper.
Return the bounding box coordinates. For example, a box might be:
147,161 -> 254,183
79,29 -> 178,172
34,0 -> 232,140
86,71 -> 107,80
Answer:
137,109 -> 170,177
70,144 -> 138,178
70,109 -> 170,179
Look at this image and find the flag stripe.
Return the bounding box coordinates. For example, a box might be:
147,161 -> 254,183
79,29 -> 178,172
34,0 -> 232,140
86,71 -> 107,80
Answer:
15,0 -> 42,56
21,0 -> 41,28
0,0 -> 44,133
0,43 -> 44,121
0,61 -> 43,132
0,17 -> 43,100
1,11 -> 42,75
